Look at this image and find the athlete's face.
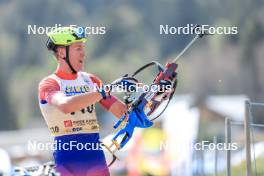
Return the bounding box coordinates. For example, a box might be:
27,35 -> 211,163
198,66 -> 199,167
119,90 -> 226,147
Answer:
68,42 -> 86,72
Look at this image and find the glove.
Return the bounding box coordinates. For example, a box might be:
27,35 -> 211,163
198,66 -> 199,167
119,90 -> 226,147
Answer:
111,75 -> 139,92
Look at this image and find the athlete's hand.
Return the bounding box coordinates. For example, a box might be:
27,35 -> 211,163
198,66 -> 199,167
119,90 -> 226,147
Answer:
111,75 -> 139,92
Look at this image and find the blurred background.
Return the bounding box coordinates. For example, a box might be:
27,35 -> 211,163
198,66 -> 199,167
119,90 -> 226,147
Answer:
0,0 -> 264,175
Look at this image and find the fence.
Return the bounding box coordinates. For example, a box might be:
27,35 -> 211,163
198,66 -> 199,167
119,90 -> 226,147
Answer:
225,100 -> 264,176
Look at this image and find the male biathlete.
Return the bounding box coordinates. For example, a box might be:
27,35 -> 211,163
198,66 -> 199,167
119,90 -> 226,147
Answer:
38,26 -> 128,176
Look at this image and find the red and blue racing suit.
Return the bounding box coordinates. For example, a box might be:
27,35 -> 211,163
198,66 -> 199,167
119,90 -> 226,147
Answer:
39,71 -> 116,176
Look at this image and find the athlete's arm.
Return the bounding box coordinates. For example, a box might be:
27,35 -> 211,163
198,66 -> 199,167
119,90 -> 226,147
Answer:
108,100 -> 127,119
52,91 -> 102,114
39,77 -> 103,114
100,97 -> 127,119
90,74 -> 127,119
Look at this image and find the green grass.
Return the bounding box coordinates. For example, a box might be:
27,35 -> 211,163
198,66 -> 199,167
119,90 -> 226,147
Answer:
214,156 -> 264,176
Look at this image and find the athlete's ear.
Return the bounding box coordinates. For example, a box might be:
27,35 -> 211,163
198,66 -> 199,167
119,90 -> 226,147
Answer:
56,47 -> 66,59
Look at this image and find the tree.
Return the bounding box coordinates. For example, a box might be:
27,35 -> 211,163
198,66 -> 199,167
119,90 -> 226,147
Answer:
0,65 -> 18,130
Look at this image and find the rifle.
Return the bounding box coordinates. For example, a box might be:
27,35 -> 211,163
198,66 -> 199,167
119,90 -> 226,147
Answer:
102,25 -> 211,166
